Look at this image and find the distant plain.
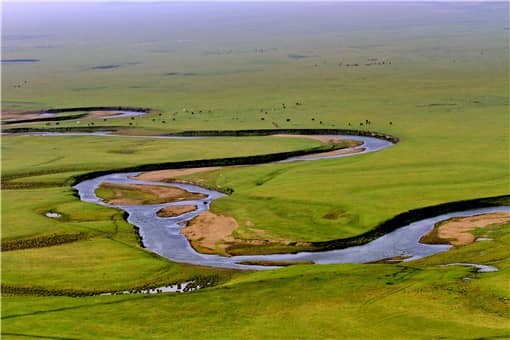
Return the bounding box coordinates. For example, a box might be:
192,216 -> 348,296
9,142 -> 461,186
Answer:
2,2 -> 509,338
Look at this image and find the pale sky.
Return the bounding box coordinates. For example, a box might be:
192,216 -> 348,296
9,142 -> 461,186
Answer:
3,0 -> 502,3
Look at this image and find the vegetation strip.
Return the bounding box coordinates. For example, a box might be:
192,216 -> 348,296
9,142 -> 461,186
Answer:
1,233 -> 88,252
311,195 -> 510,251
2,106 -> 151,125
2,113 -> 89,125
173,128 -> 399,143
1,275 -> 219,297
69,144 -> 345,185
39,106 -> 150,114
65,128 -> 397,185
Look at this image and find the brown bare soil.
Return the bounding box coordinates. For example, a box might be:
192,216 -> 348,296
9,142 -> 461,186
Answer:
182,211 -> 313,256
294,147 -> 365,159
1,111 -> 41,120
181,211 -> 238,253
156,205 -> 197,217
132,167 -> 222,182
420,212 -> 510,246
97,182 -> 207,205
86,111 -> 123,119
133,135 -> 362,182
273,134 -> 345,143
2,110 -> 120,122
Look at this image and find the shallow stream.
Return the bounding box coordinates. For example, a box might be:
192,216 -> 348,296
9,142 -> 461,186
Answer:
73,134 -> 508,269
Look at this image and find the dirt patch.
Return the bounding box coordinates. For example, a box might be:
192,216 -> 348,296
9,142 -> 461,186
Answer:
133,135 -> 361,182
182,211 -> 314,256
294,147 -> 365,159
157,205 -> 197,217
182,211 -> 238,253
420,212 -> 510,246
86,111 -> 124,119
132,167 -> 222,182
1,111 -> 42,120
274,134 -> 364,158
96,182 -> 207,205
274,134 -> 345,144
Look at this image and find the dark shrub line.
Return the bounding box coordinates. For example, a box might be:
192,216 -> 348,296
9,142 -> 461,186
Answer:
67,128 -> 398,186
67,143 -> 348,186
3,106 -> 150,126
132,225 -> 145,248
1,275 -> 220,297
3,113 -> 89,125
173,128 -> 399,143
1,181 -> 62,190
1,232 -> 89,252
43,106 -> 150,114
2,125 -> 124,134
311,194 -> 510,251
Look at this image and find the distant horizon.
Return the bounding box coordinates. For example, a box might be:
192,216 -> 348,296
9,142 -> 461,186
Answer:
4,0 -> 508,3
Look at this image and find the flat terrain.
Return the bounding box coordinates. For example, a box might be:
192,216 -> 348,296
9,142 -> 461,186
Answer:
3,219 -> 510,339
95,182 -> 207,205
1,2 -> 509,338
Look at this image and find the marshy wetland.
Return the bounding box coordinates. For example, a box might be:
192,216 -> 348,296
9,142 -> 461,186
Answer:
2,2 -> 509,339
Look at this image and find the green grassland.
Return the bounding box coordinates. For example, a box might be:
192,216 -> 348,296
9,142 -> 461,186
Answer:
2,2 -> 509,338
3,223 -> 509,339
1,135 -> 322,179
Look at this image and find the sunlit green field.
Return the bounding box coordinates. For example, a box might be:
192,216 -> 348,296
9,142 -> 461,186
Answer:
2,2 -> 509,339
3,222 -> 509,339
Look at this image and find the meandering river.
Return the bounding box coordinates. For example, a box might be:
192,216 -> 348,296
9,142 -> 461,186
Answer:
71,134 -> 508,269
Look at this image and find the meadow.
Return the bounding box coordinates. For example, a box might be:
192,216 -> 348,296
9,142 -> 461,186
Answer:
1,2 -> 509,338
